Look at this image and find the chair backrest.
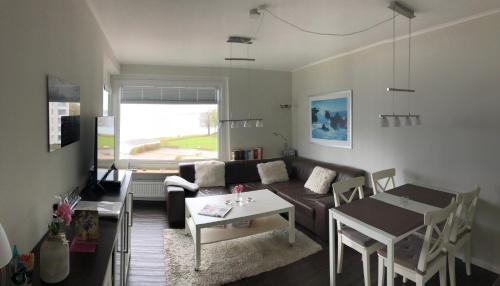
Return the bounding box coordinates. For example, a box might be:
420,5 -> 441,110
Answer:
450,186 -> 480,243
370,168 -> 396,194
417,200 -> 458,272
332,176 -> 365,231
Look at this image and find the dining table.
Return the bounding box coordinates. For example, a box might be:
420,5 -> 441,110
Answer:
329,183 -> 457,286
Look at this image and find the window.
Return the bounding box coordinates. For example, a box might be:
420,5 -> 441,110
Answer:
118,85 -> 220,162
103,88 -> 109,116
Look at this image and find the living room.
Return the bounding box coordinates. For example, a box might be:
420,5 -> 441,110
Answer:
0,1 -> 499,286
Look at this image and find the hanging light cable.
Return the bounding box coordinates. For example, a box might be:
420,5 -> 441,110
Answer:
392,8 -> 396,119
229,43 -> 238,129
244,44 -> 252,128
404,18 -> 413,126
258,7 -> 396,37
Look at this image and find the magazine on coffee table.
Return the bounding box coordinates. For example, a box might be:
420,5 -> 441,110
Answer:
198,204 -> 232,218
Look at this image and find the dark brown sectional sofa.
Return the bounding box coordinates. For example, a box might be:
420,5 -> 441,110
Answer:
166,156 -> 367,241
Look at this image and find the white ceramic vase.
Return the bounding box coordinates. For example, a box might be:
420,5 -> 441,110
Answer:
39,234 -> 69,283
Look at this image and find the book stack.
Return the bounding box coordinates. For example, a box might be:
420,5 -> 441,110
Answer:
231,147 -> 263,161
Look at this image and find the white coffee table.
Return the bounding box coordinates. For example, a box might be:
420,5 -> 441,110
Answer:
185,189 -> 296,271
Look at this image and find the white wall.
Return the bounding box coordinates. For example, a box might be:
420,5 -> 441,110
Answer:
0,0 -> 118,252
117,64 -> 292,161
292,13 -> 500,273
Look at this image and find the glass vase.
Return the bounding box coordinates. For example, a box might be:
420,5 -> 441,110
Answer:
235,192 -> 243,204
39,233 -> 69,283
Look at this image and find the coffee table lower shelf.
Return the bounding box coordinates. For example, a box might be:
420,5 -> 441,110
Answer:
186,214 -> 289,244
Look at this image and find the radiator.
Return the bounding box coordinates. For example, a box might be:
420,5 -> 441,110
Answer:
131,181 -> 165,201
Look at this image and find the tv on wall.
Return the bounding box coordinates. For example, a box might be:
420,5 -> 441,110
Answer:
47,75 -> 80,152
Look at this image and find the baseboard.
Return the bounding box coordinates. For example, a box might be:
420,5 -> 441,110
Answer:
455,253 -> 500,275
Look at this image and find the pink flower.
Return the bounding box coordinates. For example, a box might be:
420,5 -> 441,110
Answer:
56,202 -> 72,226
234,184 -> 244,193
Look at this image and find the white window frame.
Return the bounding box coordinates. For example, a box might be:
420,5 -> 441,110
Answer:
111,74 -> 229,170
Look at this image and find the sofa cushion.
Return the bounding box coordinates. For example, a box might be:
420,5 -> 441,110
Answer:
290,157 -> 365,185
267,180 -> 305,192
225,158 -> 285,185
195,187 -> 230,198
275,186 -> 331,218
276,191 -> 315,217
304,166 -> 337,194
229,183 -> 267,193
195,160 -> 225,187
257,160 -> 289,184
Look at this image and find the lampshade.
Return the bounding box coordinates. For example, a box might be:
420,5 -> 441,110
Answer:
243,120 -> 251,128
256,120 -> 264,128
414,116 -> 421,125
393,116 -> 401,127
404,116 -> 412,126
0,223 -> 12,268
380,116 -> 389,127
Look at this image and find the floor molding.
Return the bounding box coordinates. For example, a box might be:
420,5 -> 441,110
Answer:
456,253 -> 500,275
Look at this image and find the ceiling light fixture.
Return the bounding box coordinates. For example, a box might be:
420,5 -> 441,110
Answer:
220,36 -> 263,129
381,1 -> 420,127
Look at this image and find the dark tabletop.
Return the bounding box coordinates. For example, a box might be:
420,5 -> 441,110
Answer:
333,184 -> 456,238
335,197 -> 424,237
30,170 -> 131,286
387,184 -> 456,208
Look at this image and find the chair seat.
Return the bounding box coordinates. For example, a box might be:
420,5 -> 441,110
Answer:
339,226 -> 378,247
377,234 -> 445,274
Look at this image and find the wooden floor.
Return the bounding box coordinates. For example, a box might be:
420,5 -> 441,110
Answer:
128,201 -> 498,286
127,201 -> 168,286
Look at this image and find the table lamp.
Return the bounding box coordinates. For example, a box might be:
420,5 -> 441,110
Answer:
0,223 -> 11,268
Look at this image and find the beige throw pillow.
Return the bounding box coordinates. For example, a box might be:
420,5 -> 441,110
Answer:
194,160 -> 225,187
257,160 -> 289,184
304,166 -> 337,194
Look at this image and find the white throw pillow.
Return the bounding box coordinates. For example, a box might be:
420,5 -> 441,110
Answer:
194,161 -> 225,187
304,166 -> 337,194
164,175 -> 199,192
257,160 -> 289,184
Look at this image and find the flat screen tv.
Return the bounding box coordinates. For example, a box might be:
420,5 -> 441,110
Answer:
95,116 -> 116,182
47,75 -> 80,152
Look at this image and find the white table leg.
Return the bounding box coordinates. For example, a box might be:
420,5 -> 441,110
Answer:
184,204 -> 190,236
387,242 -> 394,286
288,208 -> 295,246
329,213 -> 336,286
194,226 -> 201,271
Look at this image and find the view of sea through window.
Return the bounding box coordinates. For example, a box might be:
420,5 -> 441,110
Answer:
120,104 -> 218,161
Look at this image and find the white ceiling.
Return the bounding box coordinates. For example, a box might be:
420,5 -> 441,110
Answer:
87,0 -> 500,71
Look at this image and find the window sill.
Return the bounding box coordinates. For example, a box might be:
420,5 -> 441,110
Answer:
131,169 -> 179,182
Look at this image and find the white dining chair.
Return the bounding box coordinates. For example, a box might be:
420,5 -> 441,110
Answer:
448,186 -> 480,286
377,200 -> 458,286
332,176 -> 383,286
371,168 -> 396,194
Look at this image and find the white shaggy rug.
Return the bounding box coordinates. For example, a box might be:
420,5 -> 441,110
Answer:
163,228 -> 322,286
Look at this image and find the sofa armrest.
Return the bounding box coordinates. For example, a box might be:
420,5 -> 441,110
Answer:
166,185 -> 186,228
312,196 -> 336,242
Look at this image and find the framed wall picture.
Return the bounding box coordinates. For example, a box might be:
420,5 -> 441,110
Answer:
309,90 -> 352,149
